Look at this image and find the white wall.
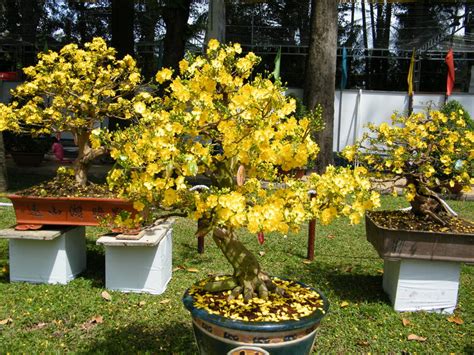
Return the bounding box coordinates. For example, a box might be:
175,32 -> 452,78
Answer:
333,90 -> 473,151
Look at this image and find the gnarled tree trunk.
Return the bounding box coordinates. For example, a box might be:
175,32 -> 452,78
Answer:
73,131 -> 106,186
209,227 -> 281,301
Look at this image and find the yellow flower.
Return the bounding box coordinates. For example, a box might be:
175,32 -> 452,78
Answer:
207,38 -> 220,52
155,68 -> 173,84
133,201 -> 145,212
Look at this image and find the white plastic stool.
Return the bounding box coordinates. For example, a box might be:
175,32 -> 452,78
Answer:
97,219 -> 173,295
383,258 -> 461,314
0,226 -> 86,284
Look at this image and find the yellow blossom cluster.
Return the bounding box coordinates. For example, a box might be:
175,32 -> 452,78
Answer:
0,37 -> 141,135
107,39 -> 378,232
0,38 -> 143,184
343,110 -> 474,200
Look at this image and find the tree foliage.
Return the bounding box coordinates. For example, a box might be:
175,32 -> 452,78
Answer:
343,110 -> 474,225
105,40 -> 379,298
0,38 -> 142,185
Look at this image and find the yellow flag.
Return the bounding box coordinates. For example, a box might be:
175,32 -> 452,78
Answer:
407,49 -> 415,96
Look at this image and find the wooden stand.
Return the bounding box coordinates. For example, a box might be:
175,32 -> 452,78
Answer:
0,226 -> 86,284
97,219 -> 173,295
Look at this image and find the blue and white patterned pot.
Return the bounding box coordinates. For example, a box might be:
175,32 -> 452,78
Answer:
182,280 -> 329,355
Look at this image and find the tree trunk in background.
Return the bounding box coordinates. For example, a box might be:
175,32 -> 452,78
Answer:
380,3 -> 392,88
137,0 -> 161,79
111,0 -> 135,59
5,0 -> 20,40
0,133 -> 8,192
109,0 -> 134,131
361,1 -> 370,89
162,0 -> 191,71
372,3 -> 392,90
20,0 -> 43,67
304,0 -> 337,173
204,0 -> 226,46
345,2 -> 356,88
464,3 -> 473,92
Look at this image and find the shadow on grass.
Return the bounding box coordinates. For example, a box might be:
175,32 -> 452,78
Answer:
85,321 -> 197,354
79,241 -> 106,288
285,262 -> 389,304
323,272 -> 388,303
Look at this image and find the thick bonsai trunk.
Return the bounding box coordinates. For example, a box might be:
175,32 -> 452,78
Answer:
209,227 -> 282,300
73,131 -> 107,186
408,178 -> 454,225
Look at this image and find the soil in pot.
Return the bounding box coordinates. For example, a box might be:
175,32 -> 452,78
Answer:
15,173 -> 116,198
368,210 -> 474,234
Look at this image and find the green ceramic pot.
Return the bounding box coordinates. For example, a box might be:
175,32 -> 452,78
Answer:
182,280 -> 329,355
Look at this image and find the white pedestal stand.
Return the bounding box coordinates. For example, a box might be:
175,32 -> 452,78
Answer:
383,258 -> 461,314
0,226 -> 86,284
97,219 -> 173,295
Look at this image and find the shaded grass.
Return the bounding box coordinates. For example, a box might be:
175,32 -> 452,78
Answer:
0,195 -> 472,353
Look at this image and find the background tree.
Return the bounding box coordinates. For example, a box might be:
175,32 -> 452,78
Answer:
304,0 -> 338,172
161,0 -> 192,71
0,38 -> 143,186
111,0 -> 134,58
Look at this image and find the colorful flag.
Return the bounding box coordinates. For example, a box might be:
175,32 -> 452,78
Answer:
272,47 -> 281,80
341,47 -> 348,90
407,49 -> 415,96
445,49 -> 455,96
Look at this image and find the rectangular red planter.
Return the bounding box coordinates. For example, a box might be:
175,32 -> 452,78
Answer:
8,194 -> 137,227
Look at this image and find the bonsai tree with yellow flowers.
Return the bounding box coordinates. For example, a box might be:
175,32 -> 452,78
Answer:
343,110 -> 474,226
0,37 -> 143,187
105,39 -> 380,302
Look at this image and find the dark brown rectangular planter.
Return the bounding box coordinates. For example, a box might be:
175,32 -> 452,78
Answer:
7,194 -> 137,229
365,212 -> 474,263
10,152 -> 45,167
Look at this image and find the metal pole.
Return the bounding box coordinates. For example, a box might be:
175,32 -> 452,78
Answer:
337,88 -> 343,152
198,236 -> 205,254
353,89 -> 362,146
307,191 -> 316,261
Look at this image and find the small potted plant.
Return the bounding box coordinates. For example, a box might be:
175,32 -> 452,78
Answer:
342,109 -> 474,313
0,38 -> 144,229
106,40 -> 379,354
3,132 -> 51,167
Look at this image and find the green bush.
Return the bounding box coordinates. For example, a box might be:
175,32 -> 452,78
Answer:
440,100 -> 474,131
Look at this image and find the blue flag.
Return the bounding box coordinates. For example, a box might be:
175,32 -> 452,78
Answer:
341,47 -> 348,90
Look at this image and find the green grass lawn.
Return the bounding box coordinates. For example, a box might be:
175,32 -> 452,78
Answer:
0,192 -> 473,353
